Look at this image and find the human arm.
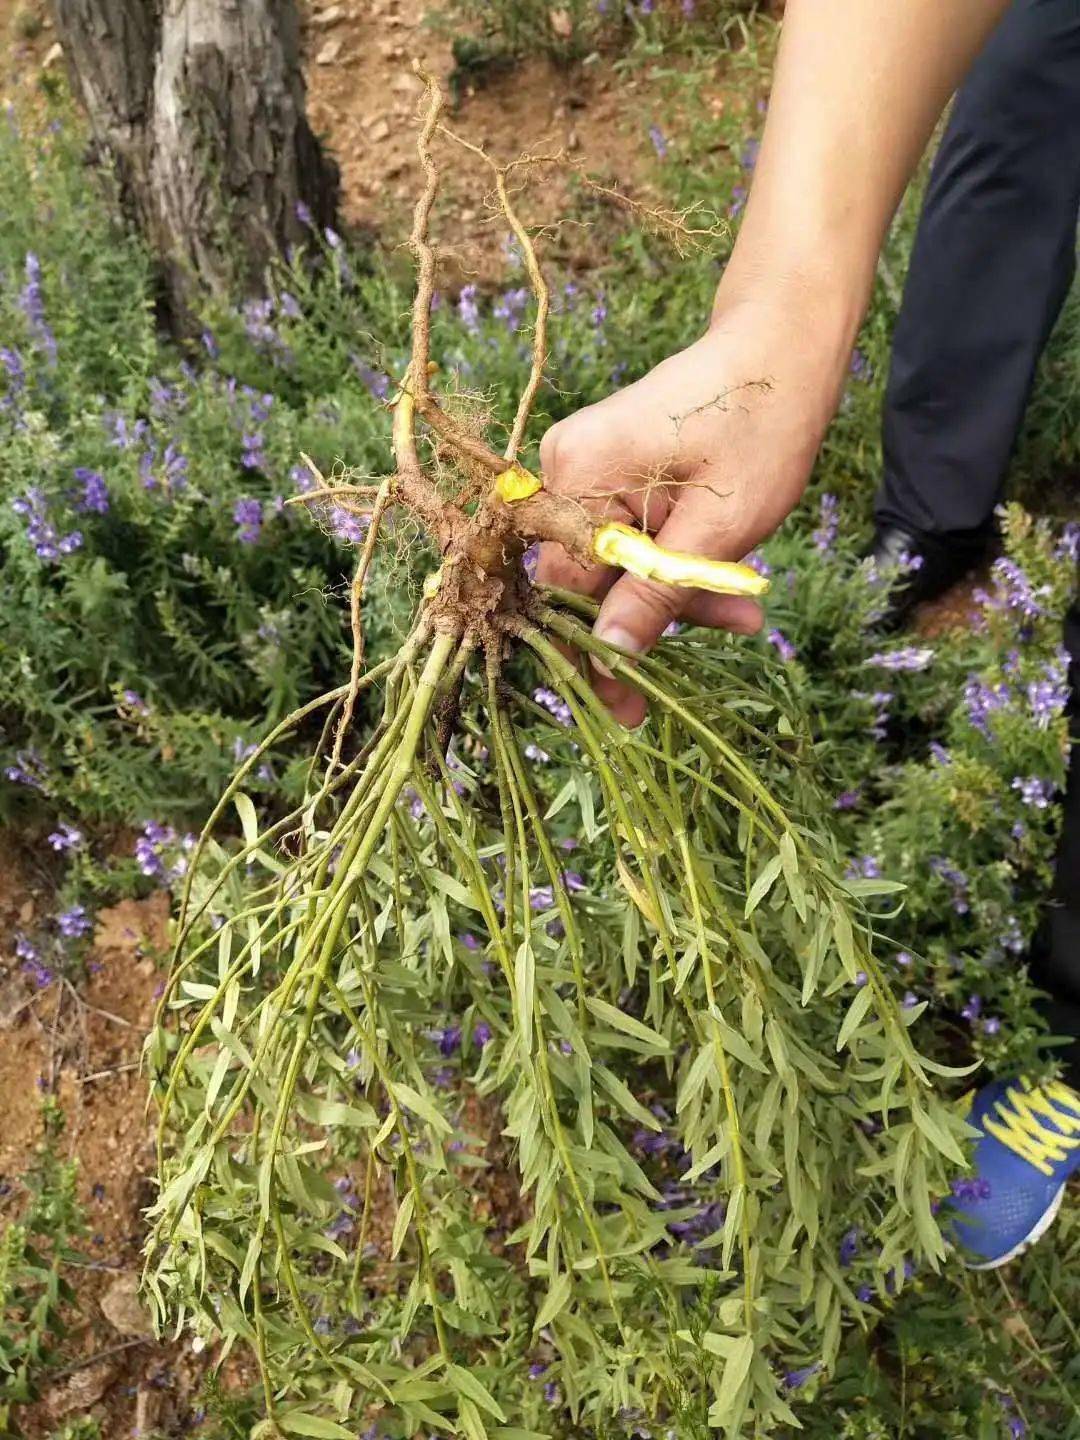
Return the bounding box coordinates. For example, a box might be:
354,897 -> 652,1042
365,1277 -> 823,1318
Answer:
536,0 -> 1010,724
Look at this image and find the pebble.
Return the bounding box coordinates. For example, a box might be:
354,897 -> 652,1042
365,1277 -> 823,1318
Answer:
315,37 -> 343,65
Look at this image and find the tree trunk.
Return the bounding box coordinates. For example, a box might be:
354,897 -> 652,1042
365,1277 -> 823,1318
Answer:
51,0 -> 339,327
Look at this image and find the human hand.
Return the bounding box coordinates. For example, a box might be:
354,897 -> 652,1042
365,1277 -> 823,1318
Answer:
536,287 -> 854,724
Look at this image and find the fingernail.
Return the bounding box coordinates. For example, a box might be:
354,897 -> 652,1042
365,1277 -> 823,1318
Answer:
591,622 -> 640,679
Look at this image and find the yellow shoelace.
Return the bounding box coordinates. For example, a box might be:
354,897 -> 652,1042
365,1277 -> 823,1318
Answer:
982,1078 -> 1080,1177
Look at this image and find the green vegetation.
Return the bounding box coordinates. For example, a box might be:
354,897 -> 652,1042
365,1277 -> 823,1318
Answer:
1,10 -> 1078,1435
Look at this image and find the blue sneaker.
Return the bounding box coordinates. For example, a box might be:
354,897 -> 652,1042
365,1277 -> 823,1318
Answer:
950,1077 -> 1080,1269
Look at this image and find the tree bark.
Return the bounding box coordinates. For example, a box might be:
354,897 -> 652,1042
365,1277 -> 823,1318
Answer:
51,0 -> 339,327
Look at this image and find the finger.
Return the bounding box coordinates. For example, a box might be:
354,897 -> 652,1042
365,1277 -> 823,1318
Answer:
590,477 -> 771,725
534,541 -> 615,601
681,591 -> 764,633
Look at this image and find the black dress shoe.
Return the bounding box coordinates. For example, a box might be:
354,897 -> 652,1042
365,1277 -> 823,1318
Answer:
866,522 -> 993,630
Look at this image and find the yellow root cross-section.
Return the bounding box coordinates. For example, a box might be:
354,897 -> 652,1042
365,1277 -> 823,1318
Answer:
593,521 -> 771,597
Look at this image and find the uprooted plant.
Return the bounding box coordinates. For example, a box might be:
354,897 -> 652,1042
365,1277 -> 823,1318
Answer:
143,72 -> 978,1440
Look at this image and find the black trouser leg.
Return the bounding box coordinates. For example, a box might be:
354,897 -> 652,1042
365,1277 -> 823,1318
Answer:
876,0 -> 1080,541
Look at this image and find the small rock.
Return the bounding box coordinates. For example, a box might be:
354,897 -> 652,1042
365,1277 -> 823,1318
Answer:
367,117 -> 391,142
315,37 -> 342,64
548,7 -> 573,39
42,40 -> 63,68
312,3 -> 345,25
100,1272 -> 155,1338
46,1362 -> 116,1418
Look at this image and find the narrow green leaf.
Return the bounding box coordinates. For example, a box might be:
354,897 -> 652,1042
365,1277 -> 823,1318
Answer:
585,996 -> 671,1054
391,1191 -> 416,1259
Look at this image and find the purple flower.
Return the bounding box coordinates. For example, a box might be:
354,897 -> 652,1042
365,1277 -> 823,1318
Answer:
351,359 -> 390,399
528,1362 -> 548,1380
648,124 -> 668,159
1056,522 -> 1080,563
331,506 -> 370,545
845,854 -> 881,880
543,1381 -> 561,1406
812,492 -> 839,553
744,550 -> 771,576
857,1285 -> 874,1304
902,991 -> 919,1010
834,789 -> 861,811
473,1021 -> 492,1047
5,748 -> 48,790
121,689 -> 150,715
295,200 -> 313,227
458,283 -> 480,332
233,497 -> 263,545
1011,775 -> 1056,809
979,557 -> 1048,620
495,287 -> 530,329
982,1016 -> 1001,1036
866,646 -> 933,673
523,743 -> 550,764
529,885 -> 555,911
929,856 -> 970,915
929,741 -> 950,767
74,467 -> 109,515
47,822 -> 83,852
727,184 -> 747,219
135,821 -> 175,880
963,676 -> 1011,737
522,542 -> 539,581
533,686 -> 572,726
1008,1417 -> 1027,1439
1027,655 -> 1070,729
56,905 -> 92,939
839,1227 -> 860,1266
783,1363 -> 819,1391
896,951 -> 913,969
241,432 -> 267,472
849,348 -> 873,382
960,994 -> 984,1025
19,252 -> 57,367
854,689 -> 893,740
951,1176 -> 991,1203
767,629 -> 796,664
436,1025 -> 462,1057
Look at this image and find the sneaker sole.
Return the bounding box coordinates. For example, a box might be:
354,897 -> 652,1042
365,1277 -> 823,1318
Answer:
964,1183 -> 1066,1271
